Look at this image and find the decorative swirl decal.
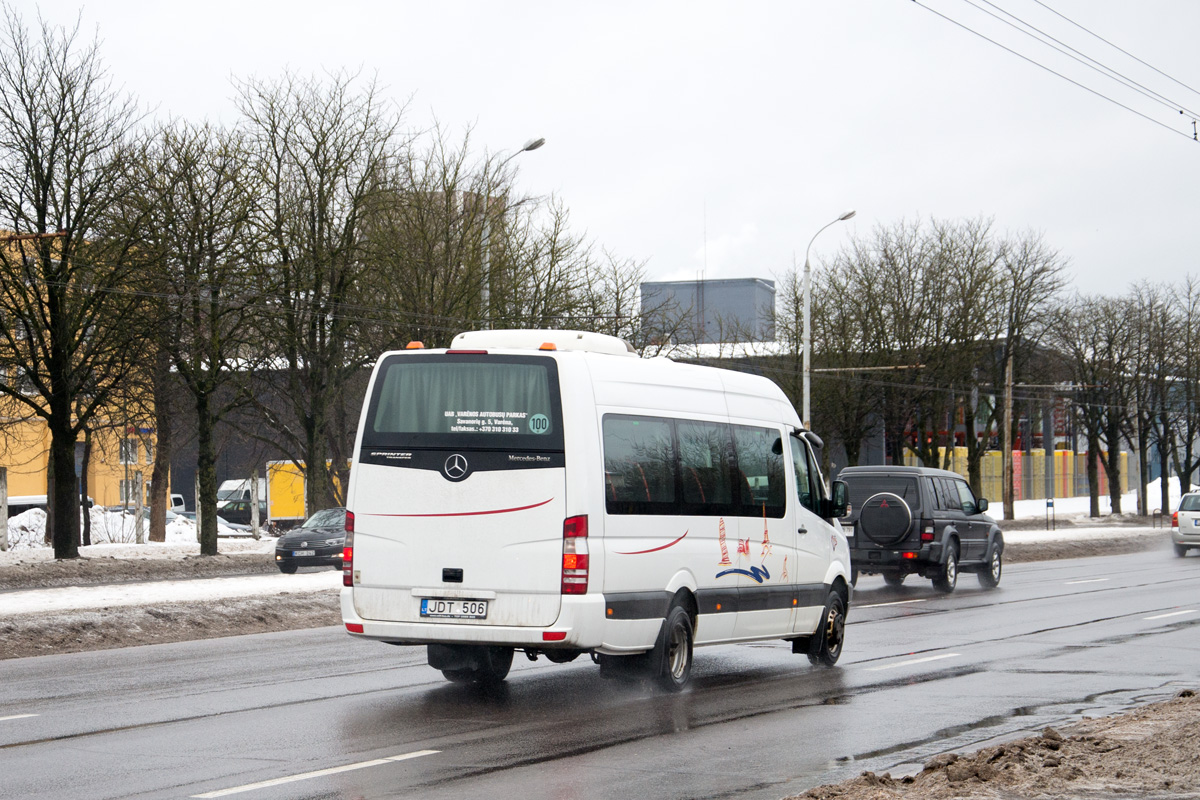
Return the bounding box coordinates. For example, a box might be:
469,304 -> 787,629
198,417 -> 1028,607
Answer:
368,498 -> 554,517
614,530 -> 688,555
715,565 -> 771,584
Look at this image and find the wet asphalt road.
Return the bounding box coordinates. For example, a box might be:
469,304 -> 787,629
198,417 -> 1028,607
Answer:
1,546 -> 1198,800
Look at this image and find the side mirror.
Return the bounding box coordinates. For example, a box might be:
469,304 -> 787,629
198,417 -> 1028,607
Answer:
803,430 -> 824,451
976,497 -> 989,514
824,480 -> 849,519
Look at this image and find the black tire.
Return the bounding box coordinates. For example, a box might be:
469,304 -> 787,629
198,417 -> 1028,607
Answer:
808,590 -> 847,667
883,572 -> 906,587
441,668 -> 476,683
978,544 -> 1003,588
1175,543 -> 1189,558
932,541 -> 958,593
850,564 -> 859,587
652,604 -> 694,691
278,563 -> 298,574
858,492 -> 913,546
475,646 -> 514,684
438,646 -> 514,685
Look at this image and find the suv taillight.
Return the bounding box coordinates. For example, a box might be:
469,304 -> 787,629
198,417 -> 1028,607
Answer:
921,519 -> 935,542
562,515 -> 589,594
343,511 -> 355,587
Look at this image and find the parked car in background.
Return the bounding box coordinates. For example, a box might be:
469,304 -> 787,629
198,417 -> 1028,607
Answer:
1172,493 -> 1200,557
275,507 -> 346,573
839,465 -> 1003,592
216,499 -> 268,527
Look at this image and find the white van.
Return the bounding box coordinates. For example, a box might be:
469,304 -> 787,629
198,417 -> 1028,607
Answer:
217,478 -> 266,503
341,330 -> 851,690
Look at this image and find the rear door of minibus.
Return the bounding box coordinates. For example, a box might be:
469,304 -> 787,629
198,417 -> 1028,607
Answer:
349,352 -> 567,629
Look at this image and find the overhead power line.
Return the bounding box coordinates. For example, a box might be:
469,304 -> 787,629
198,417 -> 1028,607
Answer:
909,0 -> 1197,142
964,0 -> 1200,120
1031,0 -> 1200,102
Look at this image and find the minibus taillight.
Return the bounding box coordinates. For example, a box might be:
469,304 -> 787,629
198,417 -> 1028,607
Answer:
562,515 -> 589,594
343,510 -> 355,587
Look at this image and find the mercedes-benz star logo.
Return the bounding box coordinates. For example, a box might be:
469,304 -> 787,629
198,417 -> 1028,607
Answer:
443,453 -> 469,481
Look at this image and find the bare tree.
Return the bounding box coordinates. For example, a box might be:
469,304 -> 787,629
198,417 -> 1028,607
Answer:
1172,277 -> 1200,494
1051,294 -> 1134,516
1126,282 -> 1176,516
238,70 -> 404,514
994,231 -> 1068,518
0,7 -> 144,558
120,122 -> 262,555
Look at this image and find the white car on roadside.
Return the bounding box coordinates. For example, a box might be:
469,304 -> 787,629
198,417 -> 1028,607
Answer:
1172,493 -> 1200,557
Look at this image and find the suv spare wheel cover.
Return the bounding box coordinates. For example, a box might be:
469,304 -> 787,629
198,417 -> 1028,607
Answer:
859,492 -> 913,546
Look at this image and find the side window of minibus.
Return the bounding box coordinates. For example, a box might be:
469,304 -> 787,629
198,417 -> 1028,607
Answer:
789,436 -> 819,514
677,420 -> 734,510
731,424 -> 786,517
602,415 -> 676,510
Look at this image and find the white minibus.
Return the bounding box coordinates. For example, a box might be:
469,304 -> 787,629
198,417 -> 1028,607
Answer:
341,329 -> 851,690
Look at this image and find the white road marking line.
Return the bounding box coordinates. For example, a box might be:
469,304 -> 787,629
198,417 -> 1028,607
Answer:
1065,578 -> 1109,585
190,749 -> 439,798
857,599 -> 928,609
867,653 -> 960,672
1144,609 -> 1197,621
0,714 -> 37,722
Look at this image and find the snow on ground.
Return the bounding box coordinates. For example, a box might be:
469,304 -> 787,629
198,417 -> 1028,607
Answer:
0,507 -> 274,563
0,569 -> 339,617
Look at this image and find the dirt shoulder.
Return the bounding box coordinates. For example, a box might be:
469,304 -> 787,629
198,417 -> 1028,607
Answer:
794,689 -> 1200,800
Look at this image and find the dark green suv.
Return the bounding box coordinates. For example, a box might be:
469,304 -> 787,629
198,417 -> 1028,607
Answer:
839,465 -> 1003,592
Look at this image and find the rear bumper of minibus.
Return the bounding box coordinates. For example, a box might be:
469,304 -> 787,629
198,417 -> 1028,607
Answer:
340,589 -> 607,649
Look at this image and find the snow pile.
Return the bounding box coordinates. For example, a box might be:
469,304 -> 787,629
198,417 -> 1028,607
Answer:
2,506 -> 261,551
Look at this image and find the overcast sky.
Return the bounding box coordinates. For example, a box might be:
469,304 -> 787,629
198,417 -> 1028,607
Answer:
15,0 -> 1200,296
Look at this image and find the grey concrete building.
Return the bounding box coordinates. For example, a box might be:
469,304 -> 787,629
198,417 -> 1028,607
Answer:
640,277 -> 775,345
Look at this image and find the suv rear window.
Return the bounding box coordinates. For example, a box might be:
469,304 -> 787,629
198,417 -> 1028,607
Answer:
844,475 -> 920,517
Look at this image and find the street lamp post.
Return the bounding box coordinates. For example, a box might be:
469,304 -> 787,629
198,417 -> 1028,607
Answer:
802,209 -> 856,429
481,137 -> 545,328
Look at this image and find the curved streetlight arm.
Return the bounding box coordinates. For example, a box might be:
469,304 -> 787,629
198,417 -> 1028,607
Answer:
482,137 -> 546,328
802,209 -> 856,429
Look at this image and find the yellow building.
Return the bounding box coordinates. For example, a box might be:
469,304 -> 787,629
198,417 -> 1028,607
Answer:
0,405 -> 159,508
0,230 -> 161,510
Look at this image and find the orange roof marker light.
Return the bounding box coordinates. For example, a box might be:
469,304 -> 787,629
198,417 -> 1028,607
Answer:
405,341 -> 424,349
539,342 -> 557,351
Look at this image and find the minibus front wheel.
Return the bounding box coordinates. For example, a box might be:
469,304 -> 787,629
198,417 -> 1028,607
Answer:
653,604 -> 694,691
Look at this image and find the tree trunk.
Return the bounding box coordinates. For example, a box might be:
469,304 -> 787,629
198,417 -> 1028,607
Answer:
80,430 -> 92,547
148,355 -> 172,544
1103,413 -> 1123,514
48,418 -> 81,559
1087,432 -> 1101,517
304,407 -> 332,515
196,392 -> 219,556
1159,418 -> 1172,517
